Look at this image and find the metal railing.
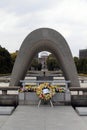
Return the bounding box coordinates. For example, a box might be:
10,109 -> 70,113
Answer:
20,79 -> 71,90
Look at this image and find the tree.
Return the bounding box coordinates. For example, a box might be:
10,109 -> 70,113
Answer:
78,59 -> 87,74
74,56 -> 87,74
74,57 -> 79,72
10,52 -> 18,66
46,54 -> 60,70
30,59 -> 42,70
0,46 -> 13,74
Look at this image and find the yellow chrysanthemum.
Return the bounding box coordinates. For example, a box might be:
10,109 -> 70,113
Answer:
36,83 -> 55,101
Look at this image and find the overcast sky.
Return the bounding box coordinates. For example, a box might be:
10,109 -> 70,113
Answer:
0,0 -> 87,57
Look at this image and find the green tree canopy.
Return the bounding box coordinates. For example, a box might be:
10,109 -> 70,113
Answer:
46,54 -> 60,70
10,52 -> 18,65
0,46 -> 13,74
30,58 -> 42,70
74,57 -> 87,74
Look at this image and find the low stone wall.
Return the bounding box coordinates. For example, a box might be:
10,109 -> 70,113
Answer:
71,95 -> 87,107
19,92 -> 71,105
19,92 -> 39,105
0,94 -> 18,107
70,87 -> 87,107
0,86 -> 19,107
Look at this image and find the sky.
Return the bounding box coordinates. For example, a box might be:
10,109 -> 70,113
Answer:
0,0 -> 87,57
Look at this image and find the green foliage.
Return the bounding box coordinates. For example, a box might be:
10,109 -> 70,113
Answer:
74,57 -> 79,72
10,52 -> 17,65
38,63 -> 42,70
46,54 -> 60,70
0,46 -> 13,74
30,59 -> 38,70
0,44 -> 87,74
30,59 -> 42,70
74,57 -> 87,74
78,59 -> 87,74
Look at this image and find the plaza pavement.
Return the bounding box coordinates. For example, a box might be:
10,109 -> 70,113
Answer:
0,105 -> 87,130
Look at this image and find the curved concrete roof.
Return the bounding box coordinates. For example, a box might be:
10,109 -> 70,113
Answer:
10,28 -> 80,87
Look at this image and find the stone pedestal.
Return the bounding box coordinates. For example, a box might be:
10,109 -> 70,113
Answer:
65,90 -> 71,102
19,92 -> 39,105
52,93 -> 65,102
0,106 -> 15,115
19,92 -> 71,105
0,95 -> 18,107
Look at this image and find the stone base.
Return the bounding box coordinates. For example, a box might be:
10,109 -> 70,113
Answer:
71,95 -> 87,107
19,92 -> 71,105
76,107 -> 87,116
19,92 -> 39,105
0,95 -> 18,107
0,106 -> 15,115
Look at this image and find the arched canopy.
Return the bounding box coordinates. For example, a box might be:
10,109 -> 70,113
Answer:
10,28 -> 80,87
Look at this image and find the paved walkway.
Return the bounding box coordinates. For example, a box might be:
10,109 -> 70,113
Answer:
0,105 -> 87,130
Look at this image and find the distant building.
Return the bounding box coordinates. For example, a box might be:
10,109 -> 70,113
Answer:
79,49 -> 87,59
38,51 -> 49,70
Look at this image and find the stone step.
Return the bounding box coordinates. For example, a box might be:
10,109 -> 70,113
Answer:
76,107 -> 87,116
0,106 -> 15,115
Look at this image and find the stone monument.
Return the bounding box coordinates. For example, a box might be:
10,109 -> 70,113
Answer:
10,28 -> 80,87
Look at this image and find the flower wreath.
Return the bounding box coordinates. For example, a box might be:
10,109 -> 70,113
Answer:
36,83 -> 55,101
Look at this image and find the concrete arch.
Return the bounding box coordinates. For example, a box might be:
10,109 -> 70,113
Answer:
10,28 -> 80,87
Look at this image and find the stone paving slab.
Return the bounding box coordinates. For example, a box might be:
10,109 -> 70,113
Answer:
76,107 -> 87,116
0,107 -> 15,115
0,105 -> 87,130
0,115 -> 9,128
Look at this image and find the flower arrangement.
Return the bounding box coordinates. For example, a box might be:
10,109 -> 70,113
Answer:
19,85 -> 36,92
36,83 -> 55,101
19,83 -> 66,101
55,85 -> 65,93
